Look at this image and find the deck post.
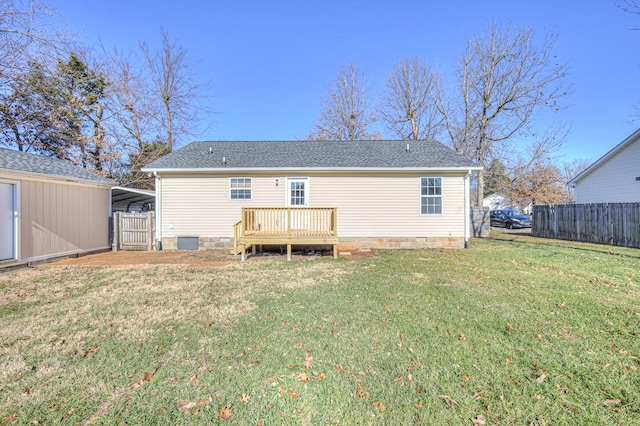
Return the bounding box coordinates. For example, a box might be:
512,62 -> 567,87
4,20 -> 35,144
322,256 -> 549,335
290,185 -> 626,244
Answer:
287,244 -> 292,261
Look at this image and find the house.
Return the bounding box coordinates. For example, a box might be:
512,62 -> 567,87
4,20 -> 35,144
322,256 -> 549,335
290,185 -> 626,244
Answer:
483,192 -> 512,211
142,140 -> 481,254
0,148 -> 114,267
568,128 -> 640,203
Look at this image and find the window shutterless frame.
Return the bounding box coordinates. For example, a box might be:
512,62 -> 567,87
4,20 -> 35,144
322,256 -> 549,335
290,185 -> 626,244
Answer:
420,177 -> 443,215
229,177 -> 252,200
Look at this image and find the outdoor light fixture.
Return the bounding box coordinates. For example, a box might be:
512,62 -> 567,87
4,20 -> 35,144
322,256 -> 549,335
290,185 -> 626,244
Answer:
275,178 -> 280,186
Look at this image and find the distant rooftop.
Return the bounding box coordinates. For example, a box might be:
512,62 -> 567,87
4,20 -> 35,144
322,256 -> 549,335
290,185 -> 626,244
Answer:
0,148 -> 113,184
143,139 -> 480,171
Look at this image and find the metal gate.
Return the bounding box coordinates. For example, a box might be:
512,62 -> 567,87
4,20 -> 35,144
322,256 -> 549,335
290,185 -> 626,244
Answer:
113,211 -> 156,251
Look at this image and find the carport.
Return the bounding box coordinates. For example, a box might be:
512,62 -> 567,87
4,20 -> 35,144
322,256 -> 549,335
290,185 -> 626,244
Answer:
111,186 -> 155,212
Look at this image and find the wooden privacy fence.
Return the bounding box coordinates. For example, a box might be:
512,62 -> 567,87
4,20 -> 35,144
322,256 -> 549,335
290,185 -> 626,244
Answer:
113,211 -> 156,251
532,203 -> 640,248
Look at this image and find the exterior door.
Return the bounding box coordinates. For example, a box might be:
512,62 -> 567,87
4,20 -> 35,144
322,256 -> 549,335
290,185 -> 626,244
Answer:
287,178 -> 308,206
0,183 -> 15,261
287,178 -> 308,231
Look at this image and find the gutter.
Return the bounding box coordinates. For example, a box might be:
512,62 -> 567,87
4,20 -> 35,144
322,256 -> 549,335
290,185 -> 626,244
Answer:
142,166 -> 484,174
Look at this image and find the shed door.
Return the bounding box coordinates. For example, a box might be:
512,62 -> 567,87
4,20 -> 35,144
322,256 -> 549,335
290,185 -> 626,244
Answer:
0,183 -> 15,261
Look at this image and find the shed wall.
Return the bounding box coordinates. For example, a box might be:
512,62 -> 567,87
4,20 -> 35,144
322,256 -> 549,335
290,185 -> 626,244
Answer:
15,176 -> 110,261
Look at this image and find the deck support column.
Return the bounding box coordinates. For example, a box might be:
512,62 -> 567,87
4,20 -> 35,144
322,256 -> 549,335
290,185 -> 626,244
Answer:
333,244 -> 338,259
287,244 -> 292,261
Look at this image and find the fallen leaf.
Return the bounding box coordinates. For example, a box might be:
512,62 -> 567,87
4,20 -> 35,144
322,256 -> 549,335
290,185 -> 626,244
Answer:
218,405 -> 233,420
295,371 -> 310,383
175,400 -> 197,411
471,414 -> 486,425
536,373 -> 547,383
506,323 -> 514,331
415,401 -> 423,408
3,413 -> 17,423
83,345 -> 99,358
313,372 -> 326,380
604,399 -> 622,406
372,400 -> 386,411
133,372 -> 154,387
304,356 -> 313,370
394,375 -> 403,382
238,394 -> 251,403
445,329 -> 451,336
438,395 -> 459,409
294,342 -> 304,350
287,389 -> 298,399
190,374 -> 200,386
557,385 -> 569,394
459,333 -> 466,341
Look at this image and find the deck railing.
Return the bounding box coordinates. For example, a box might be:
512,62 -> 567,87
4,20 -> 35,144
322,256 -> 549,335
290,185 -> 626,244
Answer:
233,207 -> 338,260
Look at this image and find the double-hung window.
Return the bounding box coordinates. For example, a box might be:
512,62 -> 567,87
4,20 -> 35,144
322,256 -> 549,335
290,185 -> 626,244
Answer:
230,177 -> 252,200
421,177 -> 442,215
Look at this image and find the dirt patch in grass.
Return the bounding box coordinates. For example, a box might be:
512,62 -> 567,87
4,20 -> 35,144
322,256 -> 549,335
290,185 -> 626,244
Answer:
47,250 -> 237,267
45,247 -> 376,267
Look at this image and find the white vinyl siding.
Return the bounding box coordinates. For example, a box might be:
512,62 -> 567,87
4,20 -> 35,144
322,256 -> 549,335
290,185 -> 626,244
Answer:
160,172 -> 467,239
574,137 -> 640,203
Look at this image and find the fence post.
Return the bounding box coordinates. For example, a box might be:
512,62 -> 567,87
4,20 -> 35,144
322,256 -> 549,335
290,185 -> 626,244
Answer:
113,211 -> 120,252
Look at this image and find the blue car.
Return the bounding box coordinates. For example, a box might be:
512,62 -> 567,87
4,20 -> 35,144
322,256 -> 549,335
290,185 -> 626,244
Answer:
490,209 -> 532,229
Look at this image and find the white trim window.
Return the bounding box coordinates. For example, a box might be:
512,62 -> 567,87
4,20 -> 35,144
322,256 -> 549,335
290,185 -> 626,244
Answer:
287,177 -> 309,206
230,177 -> 252,200
421,177 -> 442,215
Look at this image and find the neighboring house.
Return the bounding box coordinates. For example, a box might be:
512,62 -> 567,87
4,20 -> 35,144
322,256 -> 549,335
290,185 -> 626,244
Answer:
142,140 -> 481,251
0,148 -> 114,266
569,128 -> 640,203
483,192 -> 512,211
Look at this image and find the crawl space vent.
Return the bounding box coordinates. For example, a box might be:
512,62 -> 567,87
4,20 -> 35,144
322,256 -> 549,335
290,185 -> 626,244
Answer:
177,236 -> 199,250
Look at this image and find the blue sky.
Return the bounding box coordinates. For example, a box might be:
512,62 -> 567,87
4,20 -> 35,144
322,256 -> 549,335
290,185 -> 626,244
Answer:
48,0 -> 640,163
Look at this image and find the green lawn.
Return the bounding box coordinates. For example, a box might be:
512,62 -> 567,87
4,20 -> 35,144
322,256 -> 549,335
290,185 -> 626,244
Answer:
1,232 -> 639,425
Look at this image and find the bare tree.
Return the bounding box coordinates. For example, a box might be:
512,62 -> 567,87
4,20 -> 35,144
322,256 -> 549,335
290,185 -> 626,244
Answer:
0,1 -> 72,81
561,157 -> 591,201
309,61 -> 381,140
141,30 -> 206,151
438,22 -> 570,206
380,57 -> 443,140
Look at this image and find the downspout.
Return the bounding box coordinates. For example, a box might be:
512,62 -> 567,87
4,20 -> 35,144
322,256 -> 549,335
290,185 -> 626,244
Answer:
108,186 -> 113,250
154,171 -> 162,250
464,170 -> 470,248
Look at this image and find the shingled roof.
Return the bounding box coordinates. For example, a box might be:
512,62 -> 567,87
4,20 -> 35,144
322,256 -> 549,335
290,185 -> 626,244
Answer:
0,148 -> 113,184
143,140 -> 480,171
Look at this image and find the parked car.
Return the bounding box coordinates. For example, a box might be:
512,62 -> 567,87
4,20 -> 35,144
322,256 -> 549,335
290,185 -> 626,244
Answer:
490,209 -> 532,229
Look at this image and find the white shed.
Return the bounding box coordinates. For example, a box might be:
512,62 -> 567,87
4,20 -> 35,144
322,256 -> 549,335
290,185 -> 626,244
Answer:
0,148 -> 114,267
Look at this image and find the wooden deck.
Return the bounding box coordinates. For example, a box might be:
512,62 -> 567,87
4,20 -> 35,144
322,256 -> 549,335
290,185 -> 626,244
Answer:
233,207 -> 338,261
